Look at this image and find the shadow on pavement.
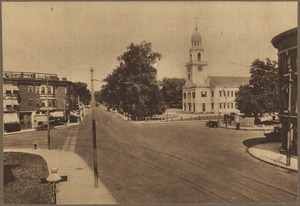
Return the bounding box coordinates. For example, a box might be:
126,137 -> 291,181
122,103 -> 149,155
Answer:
242,137 -> 268,148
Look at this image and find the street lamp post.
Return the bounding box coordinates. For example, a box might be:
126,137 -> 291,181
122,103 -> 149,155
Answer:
90,67 -> 99,188
223,88 -> 228,128
47,78 -> 51,150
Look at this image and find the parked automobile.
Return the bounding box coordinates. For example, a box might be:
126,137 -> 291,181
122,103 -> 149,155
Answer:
264,126 -> 282,142
206,120 -> 219,128
35,120 -> 55,131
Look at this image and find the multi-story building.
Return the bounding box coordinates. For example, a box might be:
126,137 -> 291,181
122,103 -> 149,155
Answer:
182,27 -> 249,114
3,71 -> 77,129
271,28 -> 297,155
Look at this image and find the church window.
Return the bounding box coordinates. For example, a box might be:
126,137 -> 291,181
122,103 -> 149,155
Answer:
227,91 -> 230,97
188,74 -> 191,80
201,91 -> 207,97
198,53 -> 201,61
193,103 -> 196,112
183,93 -> 186,99
211,91 -> 214,97
192,92 -> 195,98
202,103 -> 206,112
235,91 -> 238,97
211,103 -> 214,109
231,91 -> 234,97
190,54 -> 192,61
219,91 -> 222,97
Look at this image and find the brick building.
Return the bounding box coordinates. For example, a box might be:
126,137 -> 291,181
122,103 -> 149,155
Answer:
271,28 -> 297,155
3,71 -> 77,129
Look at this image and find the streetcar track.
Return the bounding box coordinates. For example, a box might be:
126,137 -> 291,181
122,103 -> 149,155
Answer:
3,124 -> 297,203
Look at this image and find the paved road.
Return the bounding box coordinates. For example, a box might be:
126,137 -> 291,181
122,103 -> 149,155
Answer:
3,107 -> 297,204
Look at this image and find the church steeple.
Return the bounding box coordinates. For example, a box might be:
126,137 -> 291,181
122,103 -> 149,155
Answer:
185,27 -> 208,86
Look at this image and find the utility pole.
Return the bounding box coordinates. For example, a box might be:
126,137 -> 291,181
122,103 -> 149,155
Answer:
47,77 -> 51,150
90,68 -> 99,188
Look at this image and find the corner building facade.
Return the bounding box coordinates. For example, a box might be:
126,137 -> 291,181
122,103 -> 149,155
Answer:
182,28 -> 249,114
271,28 -> 298,155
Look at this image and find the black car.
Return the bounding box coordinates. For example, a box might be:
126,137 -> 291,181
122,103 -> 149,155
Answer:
206,120 -> 219,128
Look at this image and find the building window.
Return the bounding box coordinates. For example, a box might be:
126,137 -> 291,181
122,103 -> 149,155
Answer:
227,91 -> 230,97
13,105 -> 18,111
220,103 -> 222,109
198,53 -> 201,61
41,100 -> 46,107
212,103 -> 214,109
190,54 -> 192,61
201,91 -> 207,97
202,103 -> 206,112
211,91 -> 214,98
235,91 -> 238,97
183,93 -> 186,99
192,92 -> 195,98
223,90 -> 226,96
231,91 -> 233,97
28,99 -> 33,107
36,100 -> 40,107
41,86 -> 46,94
36,86 -> 40,94
219,91 -> 222,97
193,103 -> 195,112
231,102 -> 234,108
53,86 -> 57,94
6,105 -> 12,111
28,86 -> 33,93
188,74 -> 191,80
48,86 -> 52,94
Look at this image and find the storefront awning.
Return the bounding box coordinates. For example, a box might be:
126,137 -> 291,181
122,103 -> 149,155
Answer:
3,112 -> 19,124
51,111 -> 64,118
3,99 -> 19,105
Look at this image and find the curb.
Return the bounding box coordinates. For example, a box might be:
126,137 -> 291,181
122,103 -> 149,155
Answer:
247,147 -> 297,172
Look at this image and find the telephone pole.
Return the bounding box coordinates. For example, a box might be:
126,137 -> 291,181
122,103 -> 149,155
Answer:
90,68 -> 99,188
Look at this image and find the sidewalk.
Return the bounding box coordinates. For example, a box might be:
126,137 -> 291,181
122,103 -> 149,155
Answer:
3,122 -> 81,136
3,148 -> 117,204
247,145 -> 298,172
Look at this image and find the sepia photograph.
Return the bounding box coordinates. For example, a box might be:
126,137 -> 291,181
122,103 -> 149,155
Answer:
1,1 -> 298,204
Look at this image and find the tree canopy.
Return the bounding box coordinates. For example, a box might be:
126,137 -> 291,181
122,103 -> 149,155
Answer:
73,82 -> 91,105
98,41 -> 165,120
235,58 -> 279,119
160,77 -> 186,108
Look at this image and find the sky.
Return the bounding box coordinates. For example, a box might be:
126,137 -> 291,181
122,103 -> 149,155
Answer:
2,1 -> 297,90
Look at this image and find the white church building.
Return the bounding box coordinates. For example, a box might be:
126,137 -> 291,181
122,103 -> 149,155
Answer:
182,28 -> 249,114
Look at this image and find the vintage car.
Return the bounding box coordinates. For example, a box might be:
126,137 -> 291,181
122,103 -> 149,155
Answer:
206,120 -> 219,128
264,126 -> 282,142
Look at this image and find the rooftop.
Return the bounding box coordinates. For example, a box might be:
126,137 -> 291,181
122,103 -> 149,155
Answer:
208,76 -> 249,87
3,71 -> 59,81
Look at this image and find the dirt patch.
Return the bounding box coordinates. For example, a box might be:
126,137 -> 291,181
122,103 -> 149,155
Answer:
4,152 -> 52,204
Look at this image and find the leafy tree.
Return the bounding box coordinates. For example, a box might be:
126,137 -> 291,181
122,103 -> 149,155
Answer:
235,58 -> 278,120
160,77 -> 186,108
73,82 -> 91,105
101,41 -> 165,120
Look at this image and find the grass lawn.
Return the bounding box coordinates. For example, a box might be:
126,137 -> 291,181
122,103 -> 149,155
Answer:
4,152 -> 52,204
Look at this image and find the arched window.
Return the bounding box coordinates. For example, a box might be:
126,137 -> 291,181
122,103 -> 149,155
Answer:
198,53 -> 201,61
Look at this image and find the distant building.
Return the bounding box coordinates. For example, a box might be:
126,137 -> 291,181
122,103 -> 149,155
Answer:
271,28 -> 297,155
3,71 -> 77,129
182,28 -> 249,114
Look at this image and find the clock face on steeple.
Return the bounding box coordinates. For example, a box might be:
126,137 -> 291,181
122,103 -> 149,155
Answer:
197,65 -> 203,71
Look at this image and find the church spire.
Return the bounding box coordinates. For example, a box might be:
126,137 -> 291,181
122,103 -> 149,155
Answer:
196,16 -> 198,31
